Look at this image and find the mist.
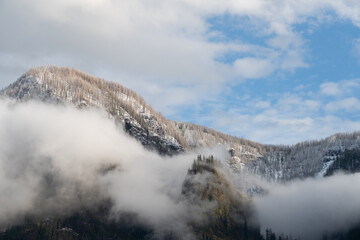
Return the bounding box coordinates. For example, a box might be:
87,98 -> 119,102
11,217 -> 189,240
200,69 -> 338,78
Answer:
0,99 -> 207,238
4,98 -> 360,240
254,173 -> 360,239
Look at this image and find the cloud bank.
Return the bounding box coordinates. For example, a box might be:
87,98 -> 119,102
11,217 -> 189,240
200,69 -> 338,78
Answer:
0,99 -> 202,238
254,173 -> 360,240
1,98 -> 360,240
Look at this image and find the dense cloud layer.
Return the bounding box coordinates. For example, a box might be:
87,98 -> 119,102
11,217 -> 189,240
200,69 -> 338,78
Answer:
2,99 -> 360,240
254,173 -> 360,239
0,99 -> 204,238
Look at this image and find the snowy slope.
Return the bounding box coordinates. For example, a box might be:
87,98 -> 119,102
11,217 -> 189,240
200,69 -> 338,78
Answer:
246,133 -> 360,181
175,121 -> 360,181
2,66 -> 360,181
1,66 -> 185,154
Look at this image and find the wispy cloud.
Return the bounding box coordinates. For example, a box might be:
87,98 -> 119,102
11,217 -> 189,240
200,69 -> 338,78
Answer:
325,97 -> 360,113
204,80 -> 360,144
320,79 -> 360,96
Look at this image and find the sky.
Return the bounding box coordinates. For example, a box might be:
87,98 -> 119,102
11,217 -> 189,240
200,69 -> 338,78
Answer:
1,0 -> 360,144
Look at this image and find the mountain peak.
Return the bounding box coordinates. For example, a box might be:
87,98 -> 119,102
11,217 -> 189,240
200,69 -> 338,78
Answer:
2,65 -> 188,154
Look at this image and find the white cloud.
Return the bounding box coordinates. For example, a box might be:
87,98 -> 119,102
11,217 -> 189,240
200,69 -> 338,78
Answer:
320,82 -> 342,96
325,97 -> 360,112
234,57 -> 275,79
0,99 -> 206,237
206,86 -> 360,144
254,100 -> 271,109
210,108 -> 360,144
342,79 -> 360,89
3,0 -> 360,112
320,79 -> 360,96
2,0 -> 360,144
255,173 -> 360,240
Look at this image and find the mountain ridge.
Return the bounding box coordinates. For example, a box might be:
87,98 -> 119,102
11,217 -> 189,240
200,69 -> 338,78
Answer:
2,65 -> 360,181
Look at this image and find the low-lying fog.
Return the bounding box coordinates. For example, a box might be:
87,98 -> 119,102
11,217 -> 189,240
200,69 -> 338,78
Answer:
254,171 -> 360,240
1,99 -> 359,240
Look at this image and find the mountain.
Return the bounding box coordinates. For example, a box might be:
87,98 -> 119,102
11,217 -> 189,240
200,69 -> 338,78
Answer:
0,155 -> 263,240
181,155 -> 263,240
2,66 -> 360,240
247,132 -> 360,181
1,66 -> 186,155
2,66 -> 360,181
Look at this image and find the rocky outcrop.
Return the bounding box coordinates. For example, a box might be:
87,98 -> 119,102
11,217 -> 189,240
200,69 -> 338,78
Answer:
181,155 -> 263,240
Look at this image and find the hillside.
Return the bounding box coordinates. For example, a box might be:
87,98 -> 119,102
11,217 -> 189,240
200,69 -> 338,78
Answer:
0,155 -> 264,240
181,155 -> 263,240
2,66 -> 360,181
1,66 -> 186,155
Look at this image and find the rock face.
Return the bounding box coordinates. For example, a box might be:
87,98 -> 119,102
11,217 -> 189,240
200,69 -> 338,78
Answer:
2,66 -> 360,180
325,148 -> 360,176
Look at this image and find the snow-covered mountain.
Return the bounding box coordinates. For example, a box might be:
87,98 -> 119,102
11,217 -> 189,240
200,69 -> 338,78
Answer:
1,66 -> 186,155
248,133 -> 360,181
177,121 -> 360,181
2,66 -> 360,181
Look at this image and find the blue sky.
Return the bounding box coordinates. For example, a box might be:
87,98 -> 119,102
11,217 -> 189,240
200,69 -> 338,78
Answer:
184,15 -> 360,143
1,0 -> 360,144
